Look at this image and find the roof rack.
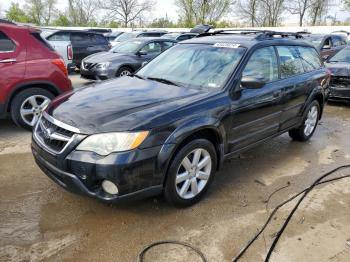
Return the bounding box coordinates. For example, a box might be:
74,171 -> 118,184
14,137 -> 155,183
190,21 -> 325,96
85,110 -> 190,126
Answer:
197,29 -> 304,40
331,30 -> 350,35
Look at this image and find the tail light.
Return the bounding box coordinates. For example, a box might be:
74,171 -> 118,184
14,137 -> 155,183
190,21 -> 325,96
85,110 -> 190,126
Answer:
67,45 -> 73,60
52,58 -> 68,77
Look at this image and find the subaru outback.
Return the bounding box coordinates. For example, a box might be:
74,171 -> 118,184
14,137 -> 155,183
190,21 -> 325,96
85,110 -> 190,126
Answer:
32,30 -> 330,207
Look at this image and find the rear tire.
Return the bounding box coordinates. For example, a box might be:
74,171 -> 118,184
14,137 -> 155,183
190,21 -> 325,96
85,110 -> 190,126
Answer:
10,88 -> 54,130
289,100 -> 320,142
116,66 -> 133,77
164,139 -> 217,207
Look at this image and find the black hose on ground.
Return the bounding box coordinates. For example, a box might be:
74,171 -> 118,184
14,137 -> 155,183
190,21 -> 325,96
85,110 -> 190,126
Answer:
232,164 -> 350,262
138,240 -> 208,262
137,165 -> 350,262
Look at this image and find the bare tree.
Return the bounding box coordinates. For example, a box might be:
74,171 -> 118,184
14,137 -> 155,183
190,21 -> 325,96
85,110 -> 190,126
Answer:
99,0 -> 154,27
308,0 -> 329,25
25,0 -> 57,25
68,0 -> 98,26
287,0 -> 313,26
175,0 -> 234,26
259,0 -> 285,26
237,0 -> 261,26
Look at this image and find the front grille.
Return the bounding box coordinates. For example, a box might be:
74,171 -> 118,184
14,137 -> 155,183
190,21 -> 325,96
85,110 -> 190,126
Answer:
330,76 -> 350,88
34,114 -> 77,155
83,62 -> 96,70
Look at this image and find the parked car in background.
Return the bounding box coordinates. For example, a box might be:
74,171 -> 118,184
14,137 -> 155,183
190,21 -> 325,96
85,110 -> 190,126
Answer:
86,28 -> 112,34
302,33 -> 347,60
111,30 -> 168,45
325,46 -> 350,102
104,31 -> 124,46
161,32 -> 198,42
0,21 -> 72,130
32,30 -> 329,207
80,38 -> 177,80
46,30 -> 111,70
44,30 -> 74,72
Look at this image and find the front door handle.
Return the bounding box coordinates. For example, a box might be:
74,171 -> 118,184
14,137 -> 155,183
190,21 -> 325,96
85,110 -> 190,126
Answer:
0,58 -> 16,63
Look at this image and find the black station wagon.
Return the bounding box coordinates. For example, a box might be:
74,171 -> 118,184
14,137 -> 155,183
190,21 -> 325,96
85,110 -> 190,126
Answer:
32,30 -> 330,207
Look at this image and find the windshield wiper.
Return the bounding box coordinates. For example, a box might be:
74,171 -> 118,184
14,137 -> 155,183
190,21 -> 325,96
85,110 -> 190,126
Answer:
134,74 -> 145,80
147,77 -> 180,87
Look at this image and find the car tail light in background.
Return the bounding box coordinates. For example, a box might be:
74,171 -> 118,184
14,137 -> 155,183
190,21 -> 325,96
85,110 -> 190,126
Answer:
67,45 -> 73,60
52,58 -> 68,77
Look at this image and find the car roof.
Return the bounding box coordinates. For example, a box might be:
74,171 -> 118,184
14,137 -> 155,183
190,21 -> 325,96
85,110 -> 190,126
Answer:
126,37 -> 177,43
182,33 -> 315,49
0,21 -> 38,33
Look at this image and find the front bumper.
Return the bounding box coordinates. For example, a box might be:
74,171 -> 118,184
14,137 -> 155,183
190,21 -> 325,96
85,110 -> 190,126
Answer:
31,138 -> 163,203
328,85 -> 350,102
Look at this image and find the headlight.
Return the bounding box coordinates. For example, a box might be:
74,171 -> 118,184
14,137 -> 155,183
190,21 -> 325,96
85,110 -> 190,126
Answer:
76,131 -> 149,156
95,62 -> 111,70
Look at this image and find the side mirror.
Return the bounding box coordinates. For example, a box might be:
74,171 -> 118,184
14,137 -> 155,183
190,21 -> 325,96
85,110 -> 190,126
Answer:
138,50 -> 147,56
141,61 -> 148,67
240,76 -> 266,89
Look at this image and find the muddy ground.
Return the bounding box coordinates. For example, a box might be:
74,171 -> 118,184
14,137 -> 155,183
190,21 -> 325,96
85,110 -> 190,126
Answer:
1,75 -> 350,262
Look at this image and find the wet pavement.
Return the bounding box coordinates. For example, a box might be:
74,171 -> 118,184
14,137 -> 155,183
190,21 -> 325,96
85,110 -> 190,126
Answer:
1,76 -> 350,262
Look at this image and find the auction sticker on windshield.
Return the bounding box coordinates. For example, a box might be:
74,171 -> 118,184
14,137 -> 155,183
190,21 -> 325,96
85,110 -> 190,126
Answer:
213,43 -> 240,48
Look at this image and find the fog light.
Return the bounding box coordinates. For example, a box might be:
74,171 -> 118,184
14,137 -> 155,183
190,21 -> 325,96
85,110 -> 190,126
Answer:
101,180 -> 119,195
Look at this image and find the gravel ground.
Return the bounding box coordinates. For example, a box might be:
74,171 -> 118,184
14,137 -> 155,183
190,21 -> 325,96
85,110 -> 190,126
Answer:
0,74 -> 350,262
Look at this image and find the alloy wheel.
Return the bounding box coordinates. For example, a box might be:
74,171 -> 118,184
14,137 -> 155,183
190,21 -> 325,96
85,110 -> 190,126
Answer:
20,95 -> 51,127
120,70 -> 131,76
175,148 -> 212,199
304,105 -> 318,136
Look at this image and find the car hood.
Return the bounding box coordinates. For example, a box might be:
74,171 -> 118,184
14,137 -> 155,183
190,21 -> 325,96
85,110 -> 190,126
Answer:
84,51 -> 133,63
325,62 -> 350,77
47,77 -> 209,134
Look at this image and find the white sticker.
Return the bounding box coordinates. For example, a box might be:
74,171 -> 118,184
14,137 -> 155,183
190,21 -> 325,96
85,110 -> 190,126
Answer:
213,43 -> 240,48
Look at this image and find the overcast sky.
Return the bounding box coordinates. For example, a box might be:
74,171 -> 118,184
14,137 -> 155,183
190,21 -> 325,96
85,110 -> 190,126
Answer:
1,0 -> 349,24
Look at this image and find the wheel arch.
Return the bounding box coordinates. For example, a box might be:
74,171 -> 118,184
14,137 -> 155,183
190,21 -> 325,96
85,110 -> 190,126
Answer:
303,89 -> 325,120
6,81 -> 60,112
157,117 -> 226,186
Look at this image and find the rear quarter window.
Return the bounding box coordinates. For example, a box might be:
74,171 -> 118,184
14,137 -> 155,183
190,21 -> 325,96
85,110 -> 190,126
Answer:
31,32 -> 54,51
0,31 -> 16,52
297,46 -> 322,72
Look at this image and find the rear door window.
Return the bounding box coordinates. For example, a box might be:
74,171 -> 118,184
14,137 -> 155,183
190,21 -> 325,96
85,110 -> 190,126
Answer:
276,46 -> 305,78
91,34 -> 108,45
71,33 -> 89,43
162,41 -> 176,51
242,46 -> 278,83
297,46 -> 322,72
140,41 -> 162,54
332,35 -> 347,47
47,32 -> 70,41
0,31 -> 16,52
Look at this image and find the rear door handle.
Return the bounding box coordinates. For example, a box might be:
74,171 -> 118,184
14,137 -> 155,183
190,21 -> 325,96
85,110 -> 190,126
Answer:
0,58 -> 16,63
273,90 -> 283,98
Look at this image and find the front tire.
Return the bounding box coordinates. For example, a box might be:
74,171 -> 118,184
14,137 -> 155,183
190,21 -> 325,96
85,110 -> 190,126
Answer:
289,100 -> 320,142
10,88 -> 54,130
164,139 -> 217,207
116,66 -> 133,77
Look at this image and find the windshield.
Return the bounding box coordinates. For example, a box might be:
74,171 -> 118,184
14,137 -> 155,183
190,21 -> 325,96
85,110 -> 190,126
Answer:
111,40 -> 142,53
329,48 -> 350,63
137,44 -> 246,90
115,32 -> 136,42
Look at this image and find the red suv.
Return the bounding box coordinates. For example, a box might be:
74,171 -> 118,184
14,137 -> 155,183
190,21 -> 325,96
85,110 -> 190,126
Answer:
0,21 -> 72,130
